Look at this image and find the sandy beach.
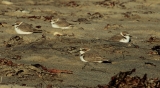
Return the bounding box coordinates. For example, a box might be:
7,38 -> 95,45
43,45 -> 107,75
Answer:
0,0 -> 160,87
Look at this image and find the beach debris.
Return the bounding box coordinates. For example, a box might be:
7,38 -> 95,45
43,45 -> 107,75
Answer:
122,12 -> 131,18
36,25 -> 41,29
132,43 -> 139,48
0,22 -> 7,27
122,12 -> 141,19
32,64 -> 73,74
65,1 -> 79,7
34,34 -> 47,43
148,51 -> 158,55
78,27 -> 84,30
0,58 -> 72,81
73,18 -> 90,24
43,16 -> 53,21
0,58 -> 16,66
0,22 -> 4,27
152,45 -> 160,50
46,84 -> 52,88
97,68 -> 160,88
53,1 -> 80,7
28,16 -> 41,19
53,32 -> 74,37
4,36 -> 23,48
70,33 -> 75,37
104,24 -> 123,30
104,24 -> 111,30
88,12 -> 103,19
95,0 -> 117,7
145,62 -> 156,67
0,84 -> 35,88
152,45 -> 160,55
10,36 -> 23,41
147,36 -> 160,43
139,56 -> 146,60
51,45 -> 79,56
66,46 -> 78,54
11,55 -> 22,60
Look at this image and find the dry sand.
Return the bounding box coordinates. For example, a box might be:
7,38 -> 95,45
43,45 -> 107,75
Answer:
0,0 -> 160,87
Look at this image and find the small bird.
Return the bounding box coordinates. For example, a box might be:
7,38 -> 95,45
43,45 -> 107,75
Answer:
50,18 -> 73,29
13,21 -> 42,34
79,48 -> 111,63
109,31 -> 131,43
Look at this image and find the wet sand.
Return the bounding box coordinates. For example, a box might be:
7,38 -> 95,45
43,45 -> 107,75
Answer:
0,0 -> 160,87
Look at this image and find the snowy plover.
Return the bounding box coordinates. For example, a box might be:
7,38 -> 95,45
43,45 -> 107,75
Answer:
13,21 -> 42,34
50,18 -> 73,29
109,31 -> 131,43
79,48 -> 111,63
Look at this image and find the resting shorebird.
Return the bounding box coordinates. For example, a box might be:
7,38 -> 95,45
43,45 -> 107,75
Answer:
50,18 -> 73,29
109,31 -> 131,43
79,48 -> 111,63
13,21 -> 42,34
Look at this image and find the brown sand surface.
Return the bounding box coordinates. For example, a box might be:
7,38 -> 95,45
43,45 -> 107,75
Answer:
0,0 -> 160,87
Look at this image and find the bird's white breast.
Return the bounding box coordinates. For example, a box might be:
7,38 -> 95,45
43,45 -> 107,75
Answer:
15,26 -> 32,34
119,36 -> 130,43
51,23 -> 71,29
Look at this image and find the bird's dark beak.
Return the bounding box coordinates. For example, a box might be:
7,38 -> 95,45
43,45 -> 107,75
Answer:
12,24 -> 15,26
